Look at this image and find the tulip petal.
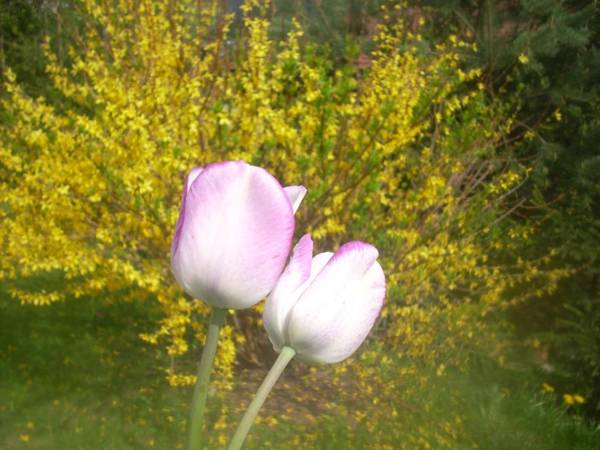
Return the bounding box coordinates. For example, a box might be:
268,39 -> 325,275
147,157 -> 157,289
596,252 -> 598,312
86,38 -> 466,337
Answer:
171,161 -> 295,309
283,185 -> 307,214
264,234 -> 313,351
171,167 -> 204,257
282,250 -> 334,341
186,167 -> 204,193
265,246 -> 334,352
287,241 -> 385,363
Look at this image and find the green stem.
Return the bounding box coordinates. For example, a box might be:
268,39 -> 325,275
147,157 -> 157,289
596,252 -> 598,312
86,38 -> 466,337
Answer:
228,346 -> 296,450
187,307 -> 226,450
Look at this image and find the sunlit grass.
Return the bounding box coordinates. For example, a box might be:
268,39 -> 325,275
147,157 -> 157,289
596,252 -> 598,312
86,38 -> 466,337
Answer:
1,290 -> 597,449
0,292 -> 189,449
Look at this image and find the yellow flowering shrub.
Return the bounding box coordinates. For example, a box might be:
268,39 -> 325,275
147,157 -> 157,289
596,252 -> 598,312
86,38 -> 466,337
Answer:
0,0 -> 567,389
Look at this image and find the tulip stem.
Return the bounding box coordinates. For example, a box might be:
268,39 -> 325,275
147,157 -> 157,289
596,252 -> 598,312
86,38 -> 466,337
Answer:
187,307 -> 226,450
227,346 -> 296,450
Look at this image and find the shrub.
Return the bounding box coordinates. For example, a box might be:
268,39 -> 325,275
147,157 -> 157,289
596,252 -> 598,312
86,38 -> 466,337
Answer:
0,0 -> 565,386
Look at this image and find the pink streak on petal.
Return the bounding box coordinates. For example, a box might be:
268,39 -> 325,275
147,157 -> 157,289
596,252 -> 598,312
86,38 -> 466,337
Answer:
171,167 -> 204,259
284,234 -> 313,281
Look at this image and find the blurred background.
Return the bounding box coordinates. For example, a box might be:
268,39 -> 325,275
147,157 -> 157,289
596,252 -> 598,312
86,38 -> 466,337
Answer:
1,1 -> 598,448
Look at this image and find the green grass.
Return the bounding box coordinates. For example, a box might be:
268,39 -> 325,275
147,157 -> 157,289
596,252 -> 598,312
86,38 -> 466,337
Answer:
1,292 -> 598,449
0,294 -> 189,450
434,370 -> 598,450
243,366 -> 599,450
457,376 -> 598,450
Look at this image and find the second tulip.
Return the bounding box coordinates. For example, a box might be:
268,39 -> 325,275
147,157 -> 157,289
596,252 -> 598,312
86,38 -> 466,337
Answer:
264,234 -> 386,364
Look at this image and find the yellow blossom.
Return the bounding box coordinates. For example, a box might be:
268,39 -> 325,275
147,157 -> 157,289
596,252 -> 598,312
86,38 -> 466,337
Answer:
541,383 -> 555,393
553,109 -> 562,121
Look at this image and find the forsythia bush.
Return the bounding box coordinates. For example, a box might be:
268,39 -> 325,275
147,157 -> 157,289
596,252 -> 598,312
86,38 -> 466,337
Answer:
0,0 -> 567,389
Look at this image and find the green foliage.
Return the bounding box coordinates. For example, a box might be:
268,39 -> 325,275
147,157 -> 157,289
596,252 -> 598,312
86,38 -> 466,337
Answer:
550,295 -> 600,415
0,0 -> 45,90
419,0 -> 600,419
0,0 -> 82,96
268,0 -> 385,60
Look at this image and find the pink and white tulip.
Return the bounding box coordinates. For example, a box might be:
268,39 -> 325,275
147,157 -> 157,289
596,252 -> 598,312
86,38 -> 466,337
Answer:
263,234 -> 386,364
171,161 -> 306,309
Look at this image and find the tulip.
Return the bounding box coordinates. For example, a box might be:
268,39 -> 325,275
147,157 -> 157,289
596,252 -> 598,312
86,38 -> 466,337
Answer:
171,160 -> 306,309
172,161 -> 306,450
228,234 -> 385,450
264,233 -> 386,363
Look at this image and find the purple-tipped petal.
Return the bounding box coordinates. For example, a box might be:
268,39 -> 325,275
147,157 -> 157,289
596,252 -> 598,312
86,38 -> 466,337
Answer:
284,185 -> 307,214
171,167 -> 204,257
264,234 -> 314,351
171,161 -> 295,309
287,241 -> 385,363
